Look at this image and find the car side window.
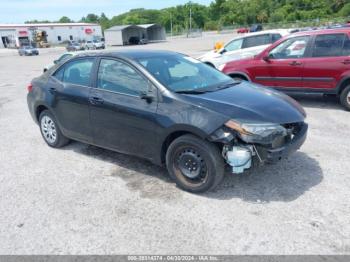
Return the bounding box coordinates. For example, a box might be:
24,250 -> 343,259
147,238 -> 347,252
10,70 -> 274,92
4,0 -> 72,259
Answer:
271,34 -> 282,43
343,39 -> 350,56
225,38 -> 243,52
62,59 -> 94,86
242,34 -> 270,48
97,59 -> 148,96
312,34 -> 346,57
53,67 -> 65,81
269,36 -> 310,59
59,54 -> 72,62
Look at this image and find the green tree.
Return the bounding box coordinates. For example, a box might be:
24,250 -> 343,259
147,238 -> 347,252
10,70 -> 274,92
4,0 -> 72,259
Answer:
58,16 -> 72,23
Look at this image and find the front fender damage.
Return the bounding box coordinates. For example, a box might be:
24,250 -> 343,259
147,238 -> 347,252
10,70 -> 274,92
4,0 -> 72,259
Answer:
209,122 -> 306,174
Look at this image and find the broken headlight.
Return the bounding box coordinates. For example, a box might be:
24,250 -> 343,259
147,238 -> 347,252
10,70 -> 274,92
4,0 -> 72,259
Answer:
225,120 -> 287,144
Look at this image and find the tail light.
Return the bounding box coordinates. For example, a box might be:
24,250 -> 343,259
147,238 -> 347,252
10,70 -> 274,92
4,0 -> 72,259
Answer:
27,84 -> 33,92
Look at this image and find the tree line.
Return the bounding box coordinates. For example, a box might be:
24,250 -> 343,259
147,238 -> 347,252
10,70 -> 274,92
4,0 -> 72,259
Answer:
25,0 -> 350,33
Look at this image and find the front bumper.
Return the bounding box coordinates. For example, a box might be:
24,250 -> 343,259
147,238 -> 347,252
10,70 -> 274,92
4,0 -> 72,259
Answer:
256,123 -> 308,163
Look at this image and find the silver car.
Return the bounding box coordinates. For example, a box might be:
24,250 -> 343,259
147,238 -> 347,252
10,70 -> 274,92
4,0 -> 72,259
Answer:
18,45 -> 39,56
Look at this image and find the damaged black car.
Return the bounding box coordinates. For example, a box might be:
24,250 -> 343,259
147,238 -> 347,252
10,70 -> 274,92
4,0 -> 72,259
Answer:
27,50 -> 308,193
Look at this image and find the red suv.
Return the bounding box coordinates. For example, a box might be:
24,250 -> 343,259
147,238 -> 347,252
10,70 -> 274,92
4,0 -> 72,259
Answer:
221,28 -> 350,110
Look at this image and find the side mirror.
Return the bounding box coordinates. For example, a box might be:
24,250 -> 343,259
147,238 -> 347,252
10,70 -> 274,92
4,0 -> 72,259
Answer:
219,48 -> 227,55
140,91 -> 155,103
263,53 -> 273,62
53,60 -> 58,64
140,82 -> 157,103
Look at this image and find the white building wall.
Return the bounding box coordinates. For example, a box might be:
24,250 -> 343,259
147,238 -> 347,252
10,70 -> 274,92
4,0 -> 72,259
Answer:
40,25 -> 102,44
0,24 -> 103,48
105,30 -> 123,46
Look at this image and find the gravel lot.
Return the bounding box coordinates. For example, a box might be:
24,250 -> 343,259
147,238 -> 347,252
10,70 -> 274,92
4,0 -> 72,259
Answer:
0,33 -> 350,255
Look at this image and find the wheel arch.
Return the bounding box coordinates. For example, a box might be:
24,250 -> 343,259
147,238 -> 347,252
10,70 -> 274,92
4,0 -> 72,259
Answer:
227,71 -> 251,81
35,104 -> 49,122
337,77 -> 350,95
159,126 -> 209,164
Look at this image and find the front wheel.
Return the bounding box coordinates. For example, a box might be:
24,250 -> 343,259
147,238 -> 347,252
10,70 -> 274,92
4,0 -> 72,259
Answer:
340,85 -> 350,111
166,134 -> 225,193
39,110 -> 70,148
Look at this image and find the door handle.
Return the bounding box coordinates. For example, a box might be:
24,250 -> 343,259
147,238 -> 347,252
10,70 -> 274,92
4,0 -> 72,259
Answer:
341,60 -> 350,65
289,61 -> 302,66
49,87 -> 56,94
89,96 -> 104,105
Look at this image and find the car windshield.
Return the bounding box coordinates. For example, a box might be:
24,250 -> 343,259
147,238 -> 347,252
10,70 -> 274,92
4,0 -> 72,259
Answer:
136,54 -> 235,93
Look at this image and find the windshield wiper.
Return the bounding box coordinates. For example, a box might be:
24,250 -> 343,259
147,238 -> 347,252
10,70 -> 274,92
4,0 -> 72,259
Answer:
175,81 -> 241,94
215,81 -> 241,91
175,89 -> 208,94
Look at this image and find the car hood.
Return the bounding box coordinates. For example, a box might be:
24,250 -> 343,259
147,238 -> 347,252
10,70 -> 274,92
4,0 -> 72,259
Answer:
199,46 -> 267,65
184,82 -> 306,124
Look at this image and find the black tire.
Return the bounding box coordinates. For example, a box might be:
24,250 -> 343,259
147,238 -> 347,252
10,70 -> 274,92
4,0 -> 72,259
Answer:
166,134 -> 225,193
340,85 -> 350,111
39,110 -> 70,148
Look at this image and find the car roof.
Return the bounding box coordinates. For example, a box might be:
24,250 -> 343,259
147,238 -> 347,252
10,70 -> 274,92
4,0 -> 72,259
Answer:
227,29 -> 290,42
73,50 -> 182,60
290,27 -> 350,36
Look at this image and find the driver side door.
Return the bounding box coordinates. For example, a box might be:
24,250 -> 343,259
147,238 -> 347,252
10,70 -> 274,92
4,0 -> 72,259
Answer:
89,58 -> 159,161
262,35 -> 311,89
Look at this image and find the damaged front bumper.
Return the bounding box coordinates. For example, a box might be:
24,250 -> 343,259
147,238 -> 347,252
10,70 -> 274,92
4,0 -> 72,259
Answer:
212,122 -> 308,174
255,122 -> 308,164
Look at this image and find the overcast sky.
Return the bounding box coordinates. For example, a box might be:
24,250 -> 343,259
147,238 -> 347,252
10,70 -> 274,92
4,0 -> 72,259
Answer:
0,0 -> 213,23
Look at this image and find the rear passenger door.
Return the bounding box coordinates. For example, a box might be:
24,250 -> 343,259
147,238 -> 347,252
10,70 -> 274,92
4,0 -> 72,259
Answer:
48,58 -> 95,142
302,33 -> 348,90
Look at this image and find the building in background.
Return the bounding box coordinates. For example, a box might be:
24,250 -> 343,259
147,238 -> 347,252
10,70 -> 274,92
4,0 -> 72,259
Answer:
105,24 -> 166,46
0,23 -> 103,48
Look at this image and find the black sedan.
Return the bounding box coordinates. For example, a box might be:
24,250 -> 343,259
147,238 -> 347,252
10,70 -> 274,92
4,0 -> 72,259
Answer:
27,50 -> 308,193
18,45 -> 39,56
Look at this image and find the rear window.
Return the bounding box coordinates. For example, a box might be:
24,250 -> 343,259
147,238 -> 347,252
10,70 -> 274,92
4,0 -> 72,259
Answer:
312,34 -> 346,57
53,58 -> 94,86
242,34 -> 270,49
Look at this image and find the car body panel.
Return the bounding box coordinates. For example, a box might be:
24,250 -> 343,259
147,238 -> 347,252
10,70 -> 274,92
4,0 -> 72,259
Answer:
199,30 -> 290,68
222,28 -> 350,94
18,46 -> 39,56
27,50 -> 307,166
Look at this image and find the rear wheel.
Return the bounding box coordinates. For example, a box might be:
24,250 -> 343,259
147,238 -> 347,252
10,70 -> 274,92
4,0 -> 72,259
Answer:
39,110 -> 70,148
166,134 -> 225,193
340,85 -> 350,111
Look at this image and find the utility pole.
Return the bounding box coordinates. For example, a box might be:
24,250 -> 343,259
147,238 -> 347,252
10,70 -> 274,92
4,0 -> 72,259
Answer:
189,6 -> 192,33
170,12 -> 173,38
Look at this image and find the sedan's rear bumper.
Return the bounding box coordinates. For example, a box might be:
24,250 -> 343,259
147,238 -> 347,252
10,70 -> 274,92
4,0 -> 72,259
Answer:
256,123 -> 308,163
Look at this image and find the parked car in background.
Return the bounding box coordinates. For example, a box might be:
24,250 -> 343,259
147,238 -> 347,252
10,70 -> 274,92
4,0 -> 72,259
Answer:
18,45 -> 39,56
128,37 -> 147,45
27,50 -> 307,193
237,27 -> 249,34
93,40 -> 105,49
66,41 -> 84,52
221,28 -> 350,110
129,36 -> 141,45
250,24 -> 263,32
199,30 -> 289,69
84,40 -> 95,50
43,52 -> 75,72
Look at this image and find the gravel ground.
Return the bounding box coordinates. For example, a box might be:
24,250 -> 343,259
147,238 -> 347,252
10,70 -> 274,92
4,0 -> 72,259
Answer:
0,34 -> 349,255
